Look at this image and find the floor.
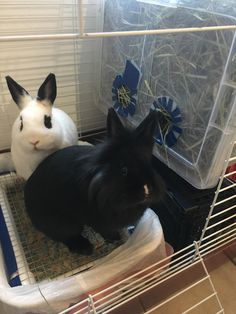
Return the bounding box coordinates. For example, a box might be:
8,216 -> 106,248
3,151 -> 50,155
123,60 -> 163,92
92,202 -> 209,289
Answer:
111,242 -> 236,314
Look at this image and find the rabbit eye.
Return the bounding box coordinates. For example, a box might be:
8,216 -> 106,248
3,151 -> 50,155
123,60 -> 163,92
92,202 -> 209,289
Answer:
19,115 -> 23,131
121,166 -> 128,176
44,115 -> 52,129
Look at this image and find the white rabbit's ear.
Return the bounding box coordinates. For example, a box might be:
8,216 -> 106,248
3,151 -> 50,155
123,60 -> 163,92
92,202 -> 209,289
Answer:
37,73 -> 57,105
6,76 -> 31,109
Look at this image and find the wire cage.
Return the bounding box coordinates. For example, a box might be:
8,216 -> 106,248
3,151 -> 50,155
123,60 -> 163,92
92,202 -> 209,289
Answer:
0,0 -> 235,314
58,139 -> 236,314
57,138 -> 236,314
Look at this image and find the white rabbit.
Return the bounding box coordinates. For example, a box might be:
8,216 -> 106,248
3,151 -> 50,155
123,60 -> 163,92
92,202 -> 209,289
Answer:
4,73 -> 78,180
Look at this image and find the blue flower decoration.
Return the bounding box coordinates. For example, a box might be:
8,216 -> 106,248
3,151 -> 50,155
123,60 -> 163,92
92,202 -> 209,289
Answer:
151,96 -> 182,147
112,60 -> 141,118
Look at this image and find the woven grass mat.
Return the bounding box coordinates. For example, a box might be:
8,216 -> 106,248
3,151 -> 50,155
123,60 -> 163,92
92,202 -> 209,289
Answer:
2,173 -> 122,283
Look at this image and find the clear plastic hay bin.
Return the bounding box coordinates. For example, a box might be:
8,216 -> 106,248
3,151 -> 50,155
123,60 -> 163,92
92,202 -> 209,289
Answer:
98,0 -> 236,189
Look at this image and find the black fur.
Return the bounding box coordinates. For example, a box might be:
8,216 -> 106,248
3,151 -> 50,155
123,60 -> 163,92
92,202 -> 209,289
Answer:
24,108 -> 165,254
5,76 -> 30,107
6,73 -> 57,107
44,115 -> 52,129
37,73 -> 57,104
19,115 -> 23,131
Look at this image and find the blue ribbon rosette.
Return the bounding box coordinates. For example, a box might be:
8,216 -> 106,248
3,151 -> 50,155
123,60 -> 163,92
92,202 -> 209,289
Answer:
112,60 -> 141,118
151,96 -> 182,147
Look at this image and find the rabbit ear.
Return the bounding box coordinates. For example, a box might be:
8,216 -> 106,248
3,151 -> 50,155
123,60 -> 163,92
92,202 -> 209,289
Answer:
134,110 -> 157,142
37,73 -> 57,105
5,76 -> 31,109
107,108 -> 125,137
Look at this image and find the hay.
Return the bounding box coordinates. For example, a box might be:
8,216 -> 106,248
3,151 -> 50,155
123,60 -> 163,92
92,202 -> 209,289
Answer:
98,0 -> 236,186
1,173 -> 123,283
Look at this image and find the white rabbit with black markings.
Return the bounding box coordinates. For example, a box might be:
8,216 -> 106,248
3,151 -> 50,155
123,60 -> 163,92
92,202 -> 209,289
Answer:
3,73 -> 78,180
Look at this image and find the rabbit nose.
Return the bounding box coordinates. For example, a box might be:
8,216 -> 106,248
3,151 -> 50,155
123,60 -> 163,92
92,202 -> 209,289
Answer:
30,140 -> 40,146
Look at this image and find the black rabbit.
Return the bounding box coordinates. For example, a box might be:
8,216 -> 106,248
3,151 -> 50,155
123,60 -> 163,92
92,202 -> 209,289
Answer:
24,108 -> 165,254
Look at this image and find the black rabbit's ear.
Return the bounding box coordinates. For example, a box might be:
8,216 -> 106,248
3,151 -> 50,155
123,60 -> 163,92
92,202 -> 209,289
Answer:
37,73 -> 57,105
107,108 -> 125,137
5,76 -> 31,109
134,110 -> 157,141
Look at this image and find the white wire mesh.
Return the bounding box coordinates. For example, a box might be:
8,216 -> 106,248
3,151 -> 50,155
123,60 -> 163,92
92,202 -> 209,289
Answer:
0,0 -> 106,151
0,1 -> 235,314
59,140 -> 235,314
0,172 -> 124,285
58,243 -> 226,314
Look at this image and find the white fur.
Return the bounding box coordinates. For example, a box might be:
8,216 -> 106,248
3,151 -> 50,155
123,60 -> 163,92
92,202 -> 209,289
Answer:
11,98 -> 78,179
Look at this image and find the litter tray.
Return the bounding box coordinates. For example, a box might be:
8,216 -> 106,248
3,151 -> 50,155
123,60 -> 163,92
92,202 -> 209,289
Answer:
0,173 -> 122,286
98,0 -> 236,189
0,172 -> 166,314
